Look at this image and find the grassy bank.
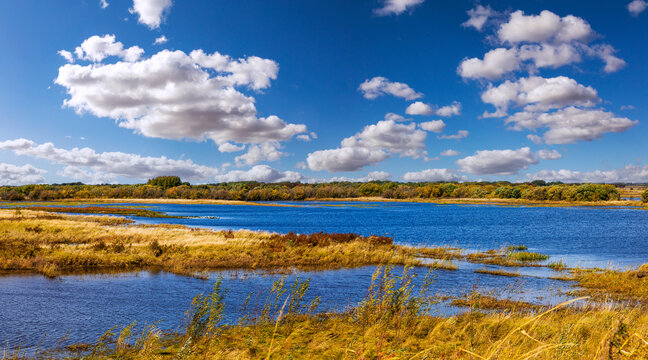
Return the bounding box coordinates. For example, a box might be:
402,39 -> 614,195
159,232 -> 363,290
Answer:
0,209 -> 436,278
17,266 -> 648,360
0,208 -> 573,278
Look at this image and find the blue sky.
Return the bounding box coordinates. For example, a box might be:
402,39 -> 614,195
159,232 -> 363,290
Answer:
0,0 -> 646,185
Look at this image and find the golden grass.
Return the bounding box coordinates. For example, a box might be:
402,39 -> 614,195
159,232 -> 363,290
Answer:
474,268 -> 521,277
449,292 -> 539,311
0,209 -> 421,277
574,265 -> 648,302
42,267 -> 648,360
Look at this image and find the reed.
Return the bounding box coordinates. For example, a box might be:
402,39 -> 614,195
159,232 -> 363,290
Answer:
49,265 -> 648,360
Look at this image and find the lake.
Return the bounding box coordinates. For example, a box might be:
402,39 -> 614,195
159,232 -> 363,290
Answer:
1,201 -> 646,353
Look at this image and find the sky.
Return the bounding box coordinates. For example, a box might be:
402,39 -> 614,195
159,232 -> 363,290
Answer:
0,0 -> 647,185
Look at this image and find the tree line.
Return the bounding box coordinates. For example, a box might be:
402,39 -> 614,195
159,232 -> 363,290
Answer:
0,177 -> 631,202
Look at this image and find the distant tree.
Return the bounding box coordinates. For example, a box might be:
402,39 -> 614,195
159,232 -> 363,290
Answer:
147,176 -> 183,190
531,180 -> 547,187
642,189 -> 648,203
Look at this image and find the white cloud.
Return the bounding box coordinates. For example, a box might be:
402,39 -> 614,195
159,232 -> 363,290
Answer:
497,10 -> 593,45
365,170 -> 391,181
58,50 -> 75,63
100,0 -> 109,9
0,138 -> 219,183
60,166 -> 113,184
130,0 -> 172,29
384,112 -> 406,121
405,101 -> 434,115
0,163 -> 46,185
306,118 -> 429,172
462,5 -> 496,31
215,165 -> 303,183
436,101 -> 462,116
153,35 -> 168,45
307,147 -> 389,172
537,149 -> 562,160
340,120 -> 428,158
628,0 -> 648,16
296,134 -> 311,141
505,107 -> 638,144
439,130 -> 469,140
234,142 -> 285,166
457,147 -> 539,175
359,77 -> 422,100
218,142 -> 246,153
73,34 -> 144,62
481,76 -> 599,116
402,168 -> 468,182
419,120 -> 446,133
374,0 -> 424,16
56,38 -> 308,147
406,101 -> 461,116
586,44 -> 627,73
440,149 -> 459,156
527,164 -> 648,183
458,9 -> 625,79
317,171 -> 393,183
458,48 -> 520,80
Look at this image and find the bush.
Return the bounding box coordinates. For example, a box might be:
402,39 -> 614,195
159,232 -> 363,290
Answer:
642,189 -> 648,203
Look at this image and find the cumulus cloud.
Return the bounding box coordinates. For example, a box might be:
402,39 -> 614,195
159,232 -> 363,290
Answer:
58,50 -> 75,63
384,113 -> 406,121
341,120 -> 428,158
130,0 -> 172,29
458,9 -> 625,80
100,0 -> 109,9
405,101 -> 433,115
440,149 -> 459,156
436,101 -> 462,116
481,76 -> 600,116
215,165 -> 303,183
527,164 -> 648,183
322,171 -> 393,183
359,77 -> 422,100
402,168 -> 468,182
537,149 -> 562,160
0,138 -> 219,183
505,107 -> 637,144
73,34 -> 144,62
0,163 -> 46,185
419,120 -> 446,133
307,118 -> 431,172
628,0 -> 648,16
218,142 -> 245,153
153,35 -> 168,45
307,147 -> 390,173
374,0 -> 424,16
456,147 -> 539,175
497,10 -> 593,45
406,101 -> 461,116
462,5 -> 497,31
234,142 -> 285,166
458,48 -> 520,80
439,130 -> 469,140
56,37 -> 308,148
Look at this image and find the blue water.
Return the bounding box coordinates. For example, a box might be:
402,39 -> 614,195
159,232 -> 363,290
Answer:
0,266 -> 571,353
131,201 -> 648,268
1,201 -> 646,353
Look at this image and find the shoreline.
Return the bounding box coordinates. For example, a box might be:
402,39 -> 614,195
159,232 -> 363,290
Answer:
5,196 -> 643,208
